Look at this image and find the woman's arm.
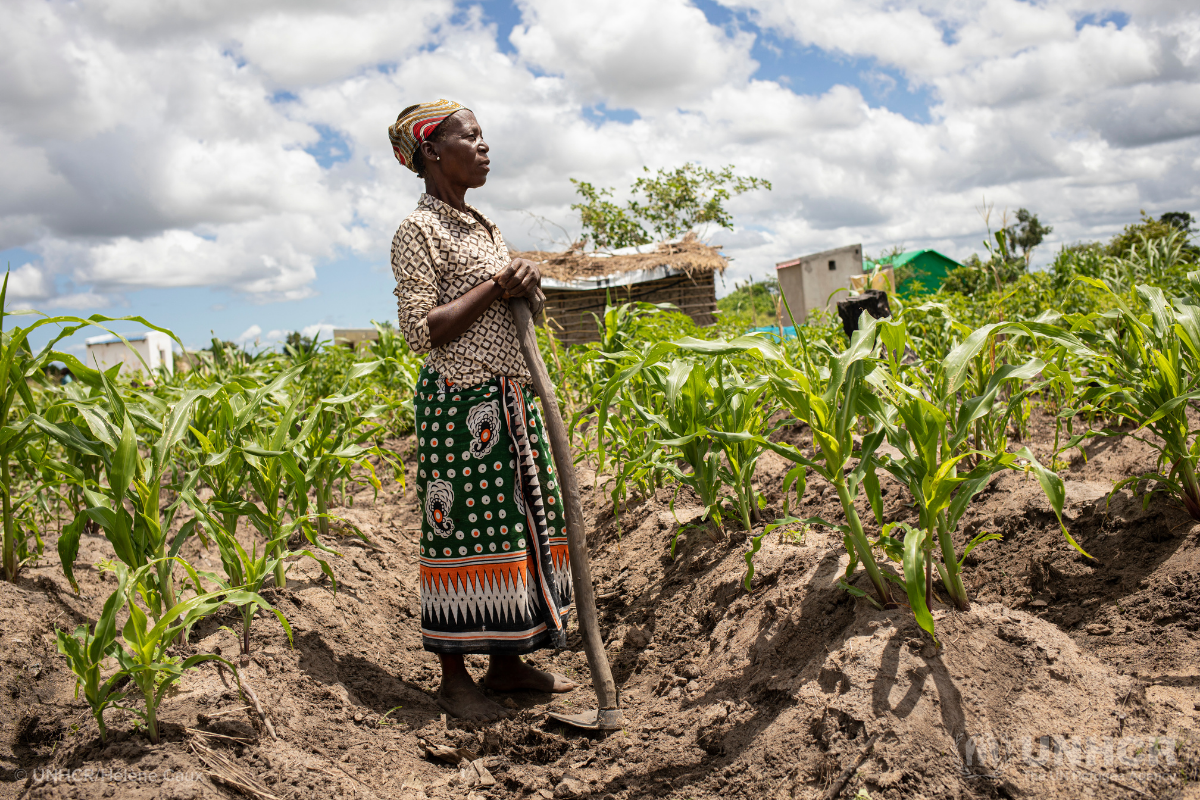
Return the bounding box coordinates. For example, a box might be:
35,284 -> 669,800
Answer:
427,279 -> 506,348
426,258 -> 544,347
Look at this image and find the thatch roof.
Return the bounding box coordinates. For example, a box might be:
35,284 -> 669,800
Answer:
511,232 -> 727,283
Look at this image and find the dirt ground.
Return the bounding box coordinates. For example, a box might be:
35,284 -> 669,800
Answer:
4,413 -> 1200,800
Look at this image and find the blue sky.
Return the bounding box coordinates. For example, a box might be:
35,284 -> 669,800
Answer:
2,0 -> 1197,355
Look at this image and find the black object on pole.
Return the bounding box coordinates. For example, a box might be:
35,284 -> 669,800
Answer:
836,289 -> 891,340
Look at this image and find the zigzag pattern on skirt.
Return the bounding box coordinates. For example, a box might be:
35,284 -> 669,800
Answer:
500,377 -> 572,647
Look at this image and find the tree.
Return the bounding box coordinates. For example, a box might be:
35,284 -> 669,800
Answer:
285,331 -> 316,355
1005,208 -> 1053,262
571,164 -> 771,251
1160,211 -> 1195,233
1106,211 -> 1197,259
569,181 -> 650,251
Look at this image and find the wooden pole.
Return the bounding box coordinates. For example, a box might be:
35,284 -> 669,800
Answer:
508,298 -> 619,712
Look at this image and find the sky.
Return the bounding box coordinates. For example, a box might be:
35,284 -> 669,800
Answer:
1,0 -> 1198,354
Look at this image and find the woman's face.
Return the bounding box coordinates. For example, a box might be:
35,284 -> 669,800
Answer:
426,110 -> 490,188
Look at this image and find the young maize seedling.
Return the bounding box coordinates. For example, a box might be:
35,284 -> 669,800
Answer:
109,559 -> 283,744
55,568 -> 131,741
187,508 -> 332,656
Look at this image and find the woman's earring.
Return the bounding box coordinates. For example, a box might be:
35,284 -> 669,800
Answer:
436,156 -> 441,161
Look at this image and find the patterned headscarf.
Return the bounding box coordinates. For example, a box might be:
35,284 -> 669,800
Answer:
388,99 -> 466,173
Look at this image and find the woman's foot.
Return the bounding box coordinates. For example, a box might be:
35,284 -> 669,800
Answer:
483,655 -> 577,693
436,669 -> 511,723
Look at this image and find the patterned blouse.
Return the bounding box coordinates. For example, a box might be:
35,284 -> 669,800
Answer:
391,193 -> 530,387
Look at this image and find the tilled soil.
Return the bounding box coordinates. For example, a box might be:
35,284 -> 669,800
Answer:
3,419 -> 1200,800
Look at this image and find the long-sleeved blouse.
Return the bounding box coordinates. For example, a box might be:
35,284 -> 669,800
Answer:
390,193 -> 530,386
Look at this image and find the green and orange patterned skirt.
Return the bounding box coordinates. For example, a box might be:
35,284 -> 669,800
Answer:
415,365 -> 572,654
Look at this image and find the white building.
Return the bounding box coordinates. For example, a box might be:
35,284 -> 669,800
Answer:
775,243 -> 864,323
84,331 -> 175,377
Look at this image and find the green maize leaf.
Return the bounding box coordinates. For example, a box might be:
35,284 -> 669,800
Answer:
42,458 -> 86,483
152,388 -> 219,476
271,393 -> 304,451
811,427 -> 842,469
348,359 -> 382,380
863,463 -> 884,526
328,445 -> 369,459
923,453 -> 973,518
960,530 -> 1003,566
953,359 -> 1045,445
294,548 -> 339,594
106,416 -> 140,500
57,513 -> 88,593
319,390 -> 366,407
781,464 -> 806,513
1014,446 -> 1090,558
279,451 -> 305,487
202,448 -> 232,467
124,404 -> 164,435
672,333 -> 785,362
168,519 -> 200,561
45,352 -> 105,388
241,445 -> 285,458
901,525 -> 937,645
122,601 -> 152,662
878,317 -> 907,357
823,313 -> 878,404
1139,389 -> 1200,430
764,516 -> 808,537
26,415 -> 105,458
1172,306 -> 1200,363
1136,285 -> 1174,336
837,578 -> 881,610
84,506 -> 138,568
188,425 -> 216,454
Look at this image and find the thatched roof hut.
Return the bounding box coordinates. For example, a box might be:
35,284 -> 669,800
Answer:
513,233 -> 727,345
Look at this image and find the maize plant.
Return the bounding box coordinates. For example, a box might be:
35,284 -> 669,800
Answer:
721,316 -> 896,604
187,519 -> 326,656
55,572 -> 130,741
35,366 -> 218,614
287,358 -> 398,543
1069,274 -> 1200,519
1,273 -> 173,581
600,335 -> 783,529
189,363 -> 305,543
871,377 -> 1079,643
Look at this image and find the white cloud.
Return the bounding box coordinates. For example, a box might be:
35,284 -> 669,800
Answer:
0,0 -> 1198,315
510,0 -> 757,111
235,324 -> 262,343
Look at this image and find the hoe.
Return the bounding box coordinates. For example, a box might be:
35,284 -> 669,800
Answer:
509,297 -> 623,731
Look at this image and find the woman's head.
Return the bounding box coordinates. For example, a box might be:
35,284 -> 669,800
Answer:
389,100 -> 490,189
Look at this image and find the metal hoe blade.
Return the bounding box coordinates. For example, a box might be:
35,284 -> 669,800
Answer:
547,708 -> 624,731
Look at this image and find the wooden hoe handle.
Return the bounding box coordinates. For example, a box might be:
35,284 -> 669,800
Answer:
508,297 -> 619,712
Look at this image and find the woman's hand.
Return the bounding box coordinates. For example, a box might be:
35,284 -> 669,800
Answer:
494,258 -> 541,300
494,258 -> 544,316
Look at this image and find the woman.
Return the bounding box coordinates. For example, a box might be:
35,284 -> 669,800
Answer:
388,100 -> 576,723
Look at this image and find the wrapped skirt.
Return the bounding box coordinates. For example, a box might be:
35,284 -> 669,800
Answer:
414,365 -> 573,654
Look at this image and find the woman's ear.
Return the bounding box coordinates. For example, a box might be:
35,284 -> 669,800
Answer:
419,139 -> 439,166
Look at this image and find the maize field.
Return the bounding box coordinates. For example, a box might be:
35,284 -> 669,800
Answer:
2,224 -> 1200,799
